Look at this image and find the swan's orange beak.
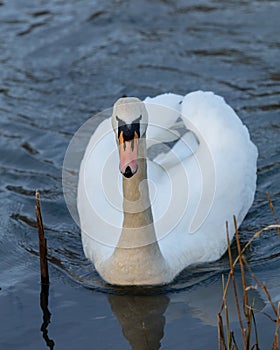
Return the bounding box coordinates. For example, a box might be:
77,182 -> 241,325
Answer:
118,131 -> 139,178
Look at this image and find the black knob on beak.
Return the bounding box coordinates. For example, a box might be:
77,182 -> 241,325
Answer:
123,166 -> 133,178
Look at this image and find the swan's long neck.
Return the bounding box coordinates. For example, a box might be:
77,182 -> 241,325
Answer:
101,138 -> 171,285
118,138 -> 157,248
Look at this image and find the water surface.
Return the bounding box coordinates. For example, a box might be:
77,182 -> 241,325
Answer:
0,0 -> 279,349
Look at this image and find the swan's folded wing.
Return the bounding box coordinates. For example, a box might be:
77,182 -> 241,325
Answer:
153,131 -> 199,169
144,93 -> 183,145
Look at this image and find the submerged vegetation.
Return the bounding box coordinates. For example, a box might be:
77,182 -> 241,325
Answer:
218,195 -> 280,350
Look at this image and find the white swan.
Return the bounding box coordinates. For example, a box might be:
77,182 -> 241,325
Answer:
77,91 -> 258,286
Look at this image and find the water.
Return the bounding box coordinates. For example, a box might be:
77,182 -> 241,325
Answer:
0,0 -> 279,348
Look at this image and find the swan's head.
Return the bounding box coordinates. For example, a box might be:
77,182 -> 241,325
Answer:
112,97 -> 148,178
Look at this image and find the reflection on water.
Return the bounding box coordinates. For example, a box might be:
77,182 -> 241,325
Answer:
105,273 -> 265,349
109,294 -> 169,350
40,285 -> 55,350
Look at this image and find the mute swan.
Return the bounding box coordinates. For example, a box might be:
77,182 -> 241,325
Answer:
77,91 -> 257,286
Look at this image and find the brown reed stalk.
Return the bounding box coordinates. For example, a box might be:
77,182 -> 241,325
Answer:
227,222 -> 246,345
35,189 -> 49,285
218,195 -> 280,350
218,312 -> 227,350
266,193 -> 280,237
272,302 -> 280,350
220,224 -> 280,313
233,216 -> 251,349
243,258 -> 278,319
218,225 -> 280,348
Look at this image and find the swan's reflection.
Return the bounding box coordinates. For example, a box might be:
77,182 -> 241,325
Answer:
108,273 -> 265,349
108,294 -> 169,350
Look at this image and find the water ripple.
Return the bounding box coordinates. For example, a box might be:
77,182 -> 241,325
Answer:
0,0 -> 279,307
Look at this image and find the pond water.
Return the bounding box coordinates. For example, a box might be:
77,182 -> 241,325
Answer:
0,0 -> 279,349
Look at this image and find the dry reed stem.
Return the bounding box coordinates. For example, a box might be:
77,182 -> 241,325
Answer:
218,312 -> 227,350
35,189 -> 49,285
226,222 -> 246,345
266,193 -> 280,237
234,217 -> 250,332
251,310 -> 260,350
220,224 -> 280,314
218,194 -> 280,349
272,302 -> 280,350
243,258 -> 278,319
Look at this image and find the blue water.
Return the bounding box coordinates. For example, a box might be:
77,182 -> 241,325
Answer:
0,0 -> 279,349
